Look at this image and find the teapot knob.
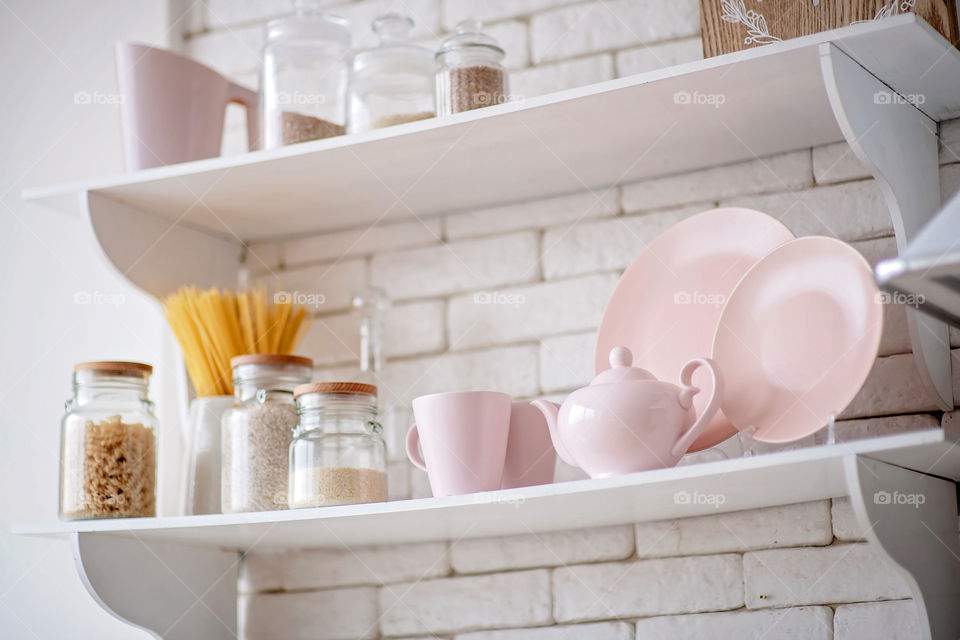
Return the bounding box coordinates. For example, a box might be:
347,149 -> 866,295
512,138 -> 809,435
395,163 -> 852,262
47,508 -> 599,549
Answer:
609,346 -> 633,369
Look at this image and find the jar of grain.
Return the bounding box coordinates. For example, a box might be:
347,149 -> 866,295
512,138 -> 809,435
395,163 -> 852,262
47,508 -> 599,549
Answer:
347,13 -> 435,133
60,362 -> 158,520
261,0 -> 350,149
221,354 -> 313,513
435,20 -> 508,115
289,382 -> 387,508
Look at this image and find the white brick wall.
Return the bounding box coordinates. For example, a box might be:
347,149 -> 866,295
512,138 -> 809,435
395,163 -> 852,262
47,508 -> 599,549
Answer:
634,607 -> 833,640
181,3 -> 956,638
553,554 -> 743,621
449,525 -> 633,573
743,544 -> 911,608
380,570 -> 552,635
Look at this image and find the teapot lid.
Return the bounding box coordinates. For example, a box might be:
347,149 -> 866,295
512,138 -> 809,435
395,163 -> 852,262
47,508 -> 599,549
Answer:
591,347 -> 658,385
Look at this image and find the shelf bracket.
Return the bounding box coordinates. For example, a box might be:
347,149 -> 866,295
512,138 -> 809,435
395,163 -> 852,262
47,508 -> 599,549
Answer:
84,192 -> 243,299
845,455 -> 960,640
73,532 -> 238,639
820,43 -> 953,410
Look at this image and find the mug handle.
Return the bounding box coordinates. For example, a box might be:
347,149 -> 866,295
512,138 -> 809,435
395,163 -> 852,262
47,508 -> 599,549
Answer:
226,81 -> 260,151
671,358 -> 724,458
406,423 -> 428,471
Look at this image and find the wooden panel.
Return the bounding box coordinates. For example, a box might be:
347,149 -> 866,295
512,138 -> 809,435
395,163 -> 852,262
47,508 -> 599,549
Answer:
701,0 -> 958,57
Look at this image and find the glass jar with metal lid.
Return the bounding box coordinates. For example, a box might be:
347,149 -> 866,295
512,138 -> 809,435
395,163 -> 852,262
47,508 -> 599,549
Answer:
347,13 -> 435,133
60,361 -> 158,520
261,0 -> 350,148
289,382 -> 387,508
435,20 -> 508,115
221,354 -> 313,513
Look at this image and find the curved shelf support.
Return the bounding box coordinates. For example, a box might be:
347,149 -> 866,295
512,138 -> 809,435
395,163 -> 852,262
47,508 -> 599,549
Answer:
73,532 -> 238,639
820,43 -> 953,410
85,192 -> 243,300
845,456 -> 960,640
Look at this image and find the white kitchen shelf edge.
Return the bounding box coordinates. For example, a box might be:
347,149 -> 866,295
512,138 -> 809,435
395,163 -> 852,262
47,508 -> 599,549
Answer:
16,428 -> 960,550
15,429 -> 960,640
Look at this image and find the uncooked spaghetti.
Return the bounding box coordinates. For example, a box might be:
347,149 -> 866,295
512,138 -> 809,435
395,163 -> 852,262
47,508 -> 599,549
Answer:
162,285 -> 311,396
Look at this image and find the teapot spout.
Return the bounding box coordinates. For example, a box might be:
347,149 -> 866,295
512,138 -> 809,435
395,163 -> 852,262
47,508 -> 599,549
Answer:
530,399 -> 579,468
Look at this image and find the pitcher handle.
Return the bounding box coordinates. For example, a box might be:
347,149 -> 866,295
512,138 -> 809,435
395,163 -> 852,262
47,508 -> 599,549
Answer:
227,81 -> 260,151
406,423 -> 427,471
671,358 -> 724,458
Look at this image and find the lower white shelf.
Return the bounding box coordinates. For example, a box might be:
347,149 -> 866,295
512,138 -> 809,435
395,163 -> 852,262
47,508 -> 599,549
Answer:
16,429 -> 960,552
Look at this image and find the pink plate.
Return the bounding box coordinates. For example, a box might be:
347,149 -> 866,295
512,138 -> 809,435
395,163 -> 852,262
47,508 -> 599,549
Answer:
594,207 -> 795,452
712,236 -> 883,443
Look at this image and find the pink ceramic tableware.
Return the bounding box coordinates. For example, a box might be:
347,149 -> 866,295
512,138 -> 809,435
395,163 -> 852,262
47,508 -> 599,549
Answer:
594,207 -> 794,452
712,236 -> 883,443
532,347 -> 723,478
407,391 -> 511,496
116,42 -> 259,171
501,401 -> 557,489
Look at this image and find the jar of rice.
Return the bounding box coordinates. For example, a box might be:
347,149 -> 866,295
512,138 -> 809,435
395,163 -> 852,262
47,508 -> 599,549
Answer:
221,354 -> 313,513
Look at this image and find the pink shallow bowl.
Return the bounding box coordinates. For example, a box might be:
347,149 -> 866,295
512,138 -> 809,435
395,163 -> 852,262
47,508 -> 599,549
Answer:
712,236 -> 883,443
594,207 -> 795,451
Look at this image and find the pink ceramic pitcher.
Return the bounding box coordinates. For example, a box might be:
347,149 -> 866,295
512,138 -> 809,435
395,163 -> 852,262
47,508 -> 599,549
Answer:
116,42 -> 259,170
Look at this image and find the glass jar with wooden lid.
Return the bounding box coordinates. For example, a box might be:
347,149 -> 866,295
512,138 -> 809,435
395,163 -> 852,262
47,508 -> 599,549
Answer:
220,354 -> 313,513
60,361 -> 158,520
289,381 -> 387,508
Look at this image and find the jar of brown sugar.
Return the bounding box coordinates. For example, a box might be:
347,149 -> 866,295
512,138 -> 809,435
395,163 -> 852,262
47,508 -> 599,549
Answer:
60,361 -> 158,520
435,20 -> 508,115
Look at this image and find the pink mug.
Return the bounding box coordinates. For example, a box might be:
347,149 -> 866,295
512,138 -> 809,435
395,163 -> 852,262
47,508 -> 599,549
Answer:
501,401 -> 556,489
116,42 -> 259,171
407,391 -> 511,497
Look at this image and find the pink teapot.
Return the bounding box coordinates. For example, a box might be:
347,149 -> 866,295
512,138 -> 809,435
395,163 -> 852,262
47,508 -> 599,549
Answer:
531,347 -> 723,478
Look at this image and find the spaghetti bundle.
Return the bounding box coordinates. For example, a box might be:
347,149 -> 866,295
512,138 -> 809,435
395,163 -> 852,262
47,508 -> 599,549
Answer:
162,285 -> 311,396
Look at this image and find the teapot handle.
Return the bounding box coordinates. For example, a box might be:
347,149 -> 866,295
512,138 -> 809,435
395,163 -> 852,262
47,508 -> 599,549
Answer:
671,358 -> 724,458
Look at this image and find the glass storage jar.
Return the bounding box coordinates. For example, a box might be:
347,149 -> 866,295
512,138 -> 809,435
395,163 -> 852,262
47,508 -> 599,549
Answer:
435,20 -> 507,115
261,0 -> 350,148
60,362 -> 158,520
289,382 -> 387,507
347,13 -> 435,133
221,354 -> 313,513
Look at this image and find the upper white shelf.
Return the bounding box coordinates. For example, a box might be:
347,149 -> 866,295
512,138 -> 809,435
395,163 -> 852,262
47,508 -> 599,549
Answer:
22,15 -> 960,242
15,429 -> 960,552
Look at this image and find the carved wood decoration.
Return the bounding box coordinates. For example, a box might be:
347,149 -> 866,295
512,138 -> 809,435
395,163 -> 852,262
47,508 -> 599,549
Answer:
700,0 -> 958,57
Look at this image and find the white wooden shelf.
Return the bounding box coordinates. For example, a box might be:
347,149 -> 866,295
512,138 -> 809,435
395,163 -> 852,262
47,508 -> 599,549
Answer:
23,15 -> 960,244
18,15 -> 960,413
14,430 -> 960,639
15,429 -> 960,551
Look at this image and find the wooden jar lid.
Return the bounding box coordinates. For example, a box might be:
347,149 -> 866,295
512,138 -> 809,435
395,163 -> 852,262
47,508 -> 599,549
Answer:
74,361 -> 153,376
294,381 -> 378,398
230,354 -> 314,368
